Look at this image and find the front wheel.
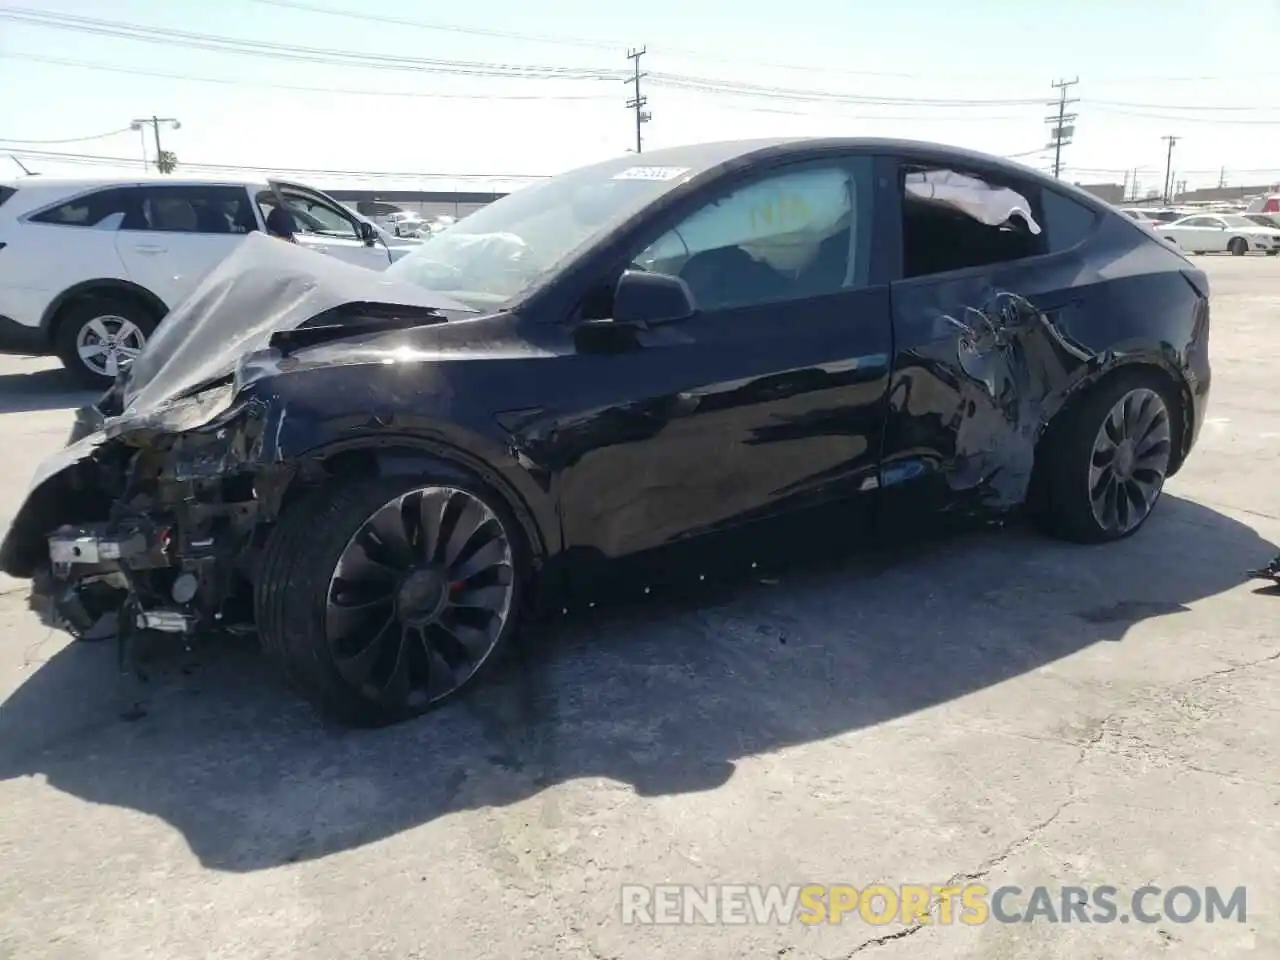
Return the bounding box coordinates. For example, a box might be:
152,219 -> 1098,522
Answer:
256,474 -> 526,727
1029,372 -> 1178,544
1228,237 -> 1249,256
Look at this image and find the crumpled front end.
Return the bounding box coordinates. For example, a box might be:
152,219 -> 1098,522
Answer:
2,378 -> 290,642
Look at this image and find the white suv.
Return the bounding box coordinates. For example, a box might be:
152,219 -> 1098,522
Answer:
0,175 -> 420,387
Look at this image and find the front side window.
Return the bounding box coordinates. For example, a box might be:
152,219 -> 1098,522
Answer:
28,188 -> 134,228
280,192 -> 360,240
632,161 -> 872,311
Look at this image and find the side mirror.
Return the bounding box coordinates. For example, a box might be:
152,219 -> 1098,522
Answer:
357,220 -> 378,246
613,269 -> 695,327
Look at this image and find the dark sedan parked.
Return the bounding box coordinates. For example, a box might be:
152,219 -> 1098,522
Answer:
0,137 -> 1211,727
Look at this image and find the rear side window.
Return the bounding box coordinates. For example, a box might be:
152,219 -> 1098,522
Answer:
28,187 -> 134,228
123,185 -> 257,234
0,186 -> 15,209
900,166 -> 1046,278
1040,189 -> 1098,252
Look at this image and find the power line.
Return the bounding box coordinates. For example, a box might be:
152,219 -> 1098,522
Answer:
0,126 -> 135,145
251,0 -> 620,51
14,51 -> 1269,128
0,7 -> 626,80
1,147 -> 553,182
1086,97 -> 1280,112
8,7 -> 1278,114
247,0 -> 1280,83
2,53 -> 614,101
1087,105 -> 1280,125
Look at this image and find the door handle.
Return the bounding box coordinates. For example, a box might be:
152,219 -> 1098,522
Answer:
133,244 -> 167,254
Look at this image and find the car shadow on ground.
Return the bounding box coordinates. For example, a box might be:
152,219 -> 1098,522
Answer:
0,366 -> 96,414
0,494 -> 1272,873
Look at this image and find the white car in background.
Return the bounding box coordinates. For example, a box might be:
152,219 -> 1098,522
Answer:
1153,213 -> 1280,256
0,175 -> 418,387
386,210 -> 427,237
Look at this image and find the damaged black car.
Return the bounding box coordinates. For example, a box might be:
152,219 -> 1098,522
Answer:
0,137 -> 1211,727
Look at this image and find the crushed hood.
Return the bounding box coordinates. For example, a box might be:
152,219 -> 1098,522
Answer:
118,232 -> 474,416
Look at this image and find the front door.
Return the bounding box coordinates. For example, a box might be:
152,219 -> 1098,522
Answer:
549,157 -> 893,579
259,183 -> 391,270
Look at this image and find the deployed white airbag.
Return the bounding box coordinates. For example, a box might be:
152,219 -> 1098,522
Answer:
906,169 -> 1041,234
644,167 -> 855,272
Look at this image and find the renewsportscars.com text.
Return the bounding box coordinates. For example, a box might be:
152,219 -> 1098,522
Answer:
620,883 -> 1247,926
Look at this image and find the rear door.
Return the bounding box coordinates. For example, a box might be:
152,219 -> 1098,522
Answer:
115,184 -> 256,308
262,180 -> 391,270
881,157 -> 1099,509
11,186 -> 136,314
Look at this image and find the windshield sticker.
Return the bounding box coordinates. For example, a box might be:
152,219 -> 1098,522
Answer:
611,166 -> 691,182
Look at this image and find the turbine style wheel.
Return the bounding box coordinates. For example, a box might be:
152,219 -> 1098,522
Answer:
1087,387 -> 1172,537
1029,372 -> 1180,544
257,475 -> 524,726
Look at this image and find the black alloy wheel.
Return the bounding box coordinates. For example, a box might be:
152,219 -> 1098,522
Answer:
257,475 -> 524,726
1086,387 -> 1172,537
325,485 -> 515,709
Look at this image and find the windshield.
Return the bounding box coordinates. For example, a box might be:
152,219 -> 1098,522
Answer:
384,156 -> 699,307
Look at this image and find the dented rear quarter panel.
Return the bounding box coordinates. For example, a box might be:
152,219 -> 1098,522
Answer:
880,177 -> 1209,511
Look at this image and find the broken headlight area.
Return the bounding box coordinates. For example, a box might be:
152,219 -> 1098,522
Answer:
36,398 -> 281,646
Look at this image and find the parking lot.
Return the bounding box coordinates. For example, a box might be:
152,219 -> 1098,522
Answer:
0,256 -> 1276,959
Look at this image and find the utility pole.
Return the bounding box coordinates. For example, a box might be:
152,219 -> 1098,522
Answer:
624,47 -> 650,154
1121,169 -> 1130,202
130,115 -> 180,172
1217,166 -> 1226,189
1161,135 -> 1178,203
1045,77 -> 1079,179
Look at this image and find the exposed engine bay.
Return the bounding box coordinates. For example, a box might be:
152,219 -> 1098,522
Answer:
36,387 -> 286,644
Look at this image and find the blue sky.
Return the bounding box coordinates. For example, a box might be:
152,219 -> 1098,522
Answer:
1,0 -> 1278,194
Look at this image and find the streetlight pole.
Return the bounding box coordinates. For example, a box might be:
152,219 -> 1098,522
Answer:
130,116 -> 181,172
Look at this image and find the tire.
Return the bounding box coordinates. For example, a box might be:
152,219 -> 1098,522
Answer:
1228,237 -> 1249,256
255,472 -> 527,727
53,296 -> 159,390
1029,370 -> 1180,545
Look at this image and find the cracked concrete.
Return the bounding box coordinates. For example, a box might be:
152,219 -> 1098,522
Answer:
0,257 -> 1278,959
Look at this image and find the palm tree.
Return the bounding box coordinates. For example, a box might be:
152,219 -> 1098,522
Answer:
156,150 -> 178,174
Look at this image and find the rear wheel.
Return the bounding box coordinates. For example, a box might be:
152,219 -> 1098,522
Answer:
53,296 -> 158,389
256,473 -> 525,727
1228,237 -> 1249,256
1030,372 -> 1178,544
